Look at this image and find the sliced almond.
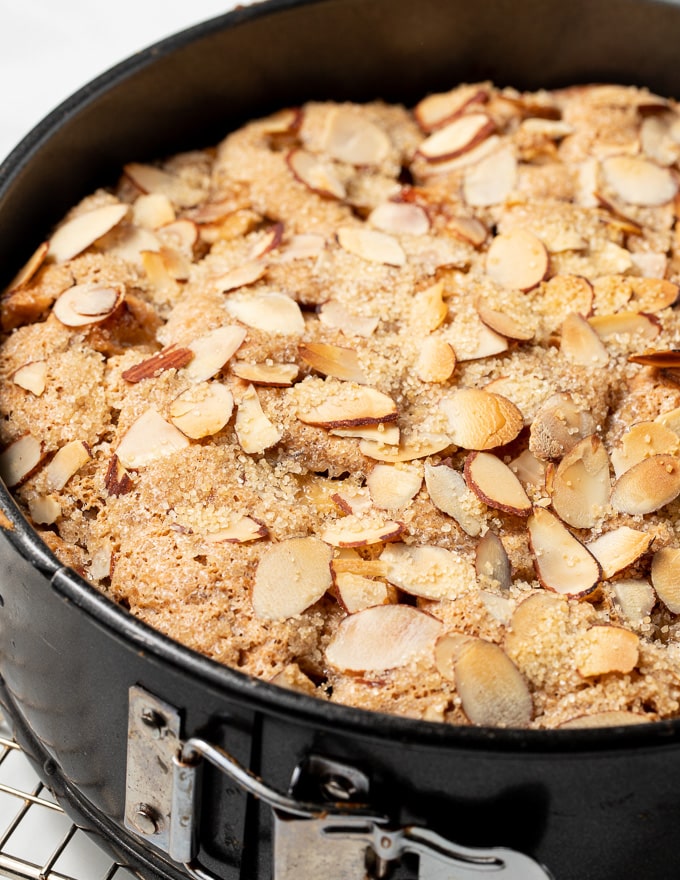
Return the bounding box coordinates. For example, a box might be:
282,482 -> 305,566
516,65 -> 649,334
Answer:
141,250 -> 181,300
414,337 -> 456,383
45,440 -> 91,491
359,433 -> 451,462
321,107 -> 390,165
225,292 -> 305,335
558,711 -> 650,729
418,113 -> 495,162
576,625 -> 639,677
105,455 -> 133,497
527,507 -> 601,598
610,454 -> 680,515
455,638 -> 533,727
588,312 -> 660,341
650,546 -> 680,613
424,461 -> 486,537
320,515 -> 404,548
601,155 -> 677,206
252,537 -> 332,620
464,451 -> 531,517
433,632 -> 475,680
299,342 -> 368,383
331,555 -> 388,578
630,252 -> 668,279
412,280 -> 448,333
123,163 -> 204,208
156,219 -> 198,257
318,300 -> 379,338
28,495 -> 61,526
629,277 -> 679,313
537,275 -> 594,324
287,149 -> 346,200
509,449 -> 547,488
279,233 -> 326,263
446,215 -> 488,248
334,571 -> 393,614
298,384 -> 397,428
205,516 -> 268,544
486,229 -> 548,292
505,591 -> 564,652
381,543 -> 475,600
587,527 -> 653,579
231,362 -> 299,387
560,312 -> 609,367
641,114 -> 680,166
122,345 -> 193,383
611,421 -> 679,477
475,531 -> 512,590
99,225 -> 160,266
170,382 -> 234,439
414,84 -> 489,131
479,590 -> 514,624
132,192 -> 175,229
368,201 -> 430,236
184,325 -> 247,383
12,361 -> 48,396
331,485 -> 373,516
53,283 -> 124,328
529,393 -> 596,461
214,262 -> 267,293
441,388 -> 524,450
463,145 -> 517,207
235,385 -> 282,454
656,406 -> 680,434
550,435 -> 611,529
612,578 -> 656,625
366,463 -> 422,510
48,203 -> 128,262
116,409 -> 190,469
5,241 -> 49,292
325,604 -> 442,673
476,299 -> 534,341
628,349 -> 680,368
519,118 -> 573,139
249,223 -> 284,260
452,322 -> 509,362
0,434 -> 44,487
337,227 -> 405,267
331,423 -> 400,446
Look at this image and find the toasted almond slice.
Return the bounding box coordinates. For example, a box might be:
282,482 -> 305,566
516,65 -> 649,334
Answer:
331,555 -> 388,578
12,361 -> 48,396
463,145 -> 517,207
225,292 -> 305,335
48,203 -> 128,262
441,388 -> 524,450
105,455 -> 133,496
170,382 -> 234,439
527,507 -> 601,598
123,163 -> 204,208
122,345 -> 193,383
415,84 -> 489,131
505,591 -> 564,652
509,449 -> 547,488
262,107 -> 303,134
279,233 -> 326,263
641,114 -> 680,166
550,435 -> 611,529
5,241 -> 49,292
331,423 -> 400,445
298,384 -> 397,428
630,252 -> 668,279
249,223 -> 284,259
45,440 -> 91,491
486,228 -> 549,292
381,543 -> 475,600
418,113 -> 495,162
53,283 -> 124,328
561,312 -> 609,367
183,325 -> 247,383
424,461 -> 485,536
214,262 -> 267,293
331,485 -> 373,516
452,322 -> 509,362
611,421 -> 679,477
157,219 -> 199,258
587,527 -> 653,579
334,571 -> 394,614
326,605 -> 443,673
433,632 -> 475,680
0,434 -> 44,488
132,192 -> 175,229
612,577 -> 656,625
318,300 -> 379,338
475,531 -> 512,590
299,342 -> 368,384
412,281 -> 448,333
628,348 -> 680,368
231,362 -> 299,387
464,451 -> 531,517
476,299 -> 534,341
366,463 -> 422,510
95,224 -> 161,265
368,201 -> 430,236
538,275 -> 594,325
479,590 -> 514,624
287,149 -> 346,199
141,250 -> 181,299
235,385 -> 281,454
610,454 -> 680,514
359,433 -> 451,462
629,277 -> 679,312
415,337 -> 456,384
454,638 -> 533,727
205,516 -> 268,544
519,118 -> 574,139
656,406 -> 680,434
321,517 -> 404,548
252,537 -> 333,620
650,546 -> 680,613
28,495 -> 61,526
116,408 -> 190,469
576,625 -> 639,677
601,155 -> 677,206
529,393 -> 596,461
588,312 -> 660,341
321,107 -> 390,165
557,711 -> 650,729
337,227 -> 405,267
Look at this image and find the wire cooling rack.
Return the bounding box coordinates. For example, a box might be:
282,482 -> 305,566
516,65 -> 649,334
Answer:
0,714 -> 137,880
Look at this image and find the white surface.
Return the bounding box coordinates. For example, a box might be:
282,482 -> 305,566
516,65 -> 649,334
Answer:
0,1 -> 250,164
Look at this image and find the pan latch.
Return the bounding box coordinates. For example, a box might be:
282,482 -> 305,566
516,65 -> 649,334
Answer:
125,686 -> 553,880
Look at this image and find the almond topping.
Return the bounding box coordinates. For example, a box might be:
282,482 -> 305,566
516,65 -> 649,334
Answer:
479,590 -> 514,624
560,312 -> 609,367
299,342 -> 368,384
464,451 -> 532,517
610,454 -> 680,515
184,325 -> 247,383
629,278 -> 679,312
325,605 -> 443,673
205,516 -> 268,544
537,275 -> 594,325
611,421 -> 679,477
486,228 -> 549,291
321,107 -> 391,165
475,531 -> 512,591
640,114 -> 680,166
451,321 -> 509,362
381,543 -> 475,600
331,423 -> 400,446
132,192 -> 176,229
53,283 -> 124,327
28,495 -> 61,526
5,241 -> 49,292
279,233 -> 326,263
287,149 -> 346,200
509,449 -> 547,488
45,440 -> 91,491
318,300 -> 379,338
557,711 -> 649,729
0,434 -> 44,488
476,299 -> 534,341
628,348 -> 680,368
214,262 -> 268,293
116,409 -> 190,469
650,546 -> 680,613
463,145 -> 517,207
321,518 -> 405,548
334,571 -> 394,614
441,388 -> 524,450
368,201 -> 430,236
249,223 -> 284,259
601,155 -> 677,206
550,435 -> 611,529
433,632 -> 474,680
235,385 -> 282,453
446,215 -> 488,247
170,382 -> 234,439
454,638 -> 533,727
337,227 -> 406,267
269,664 -> 317,696
576,625 -> 639,677
122,345 -> 193,383
588,312 -> 660,341
231,362 -> 299,387
331,486 -> 373,516
105,455 -> 133,497
414,84 -> 489,131
366,463 -> 422,510
418,113 -> 495,162
12,361 -> 48,396
587,527 -> 653,579
529,393 -> 596,461
123,163 -> 204,208
612,578 -> 656,626
359,433 -> 451,462
297,384 -> 397,428
656,406 -> 680,434
225,292 -> 305,335
527,507 -> 601,598
252,537 -> 333,620
414,337 -> 456,383
424,461 -> 486,536
48,203 -> 128,262
412,280 -> 448,333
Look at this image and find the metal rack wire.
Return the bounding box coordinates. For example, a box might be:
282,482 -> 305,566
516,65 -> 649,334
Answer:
0,715 -> 136,880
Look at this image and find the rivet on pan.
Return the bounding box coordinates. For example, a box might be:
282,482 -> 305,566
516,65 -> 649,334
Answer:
132,803 -> 161,836
140,707 -> 166,738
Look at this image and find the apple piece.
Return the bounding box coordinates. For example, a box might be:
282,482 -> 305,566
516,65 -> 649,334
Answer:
446,215 -> 488,247
612,578 -> 656,625
576,625 -> 639,677
359,433 -> 451,462
297,384 -> 397,428
588,312 -> 660,341
231,362 -> 299,387
414,84 -> 489,131
464,451 -> 531,517
454,638 -> 533,727
53,283 -> 124,328
325,604 -> 443,673
299,342 -> 368,384
550,435 -> 611,529
369,201 -> 430,236
204,516 -> 268,544
170,382 -> 234,439
610,454 -> 680,515
12,361 -> 48,396
414,337 -> 456,383
529,392 -> 596,461
318,300 -> 379,338
417,113 -> 495,162
320,517 -> 404,548
440,388 -> 524,450
463,145 -> 517,207
558,711 -> 650,729
475,531 -> 512,590
321,107 -> 391,165
287,149 -> 346,200
334,571 -> 394,614
651,546 -> 680,613
28,495 -> 61,526
527,507 -> 601,598
561,312 -> 609,367
381,543 -> 475,600
214,262 -> 267,293
235,385 -> 282,454
252,536 -> 333,620
601,155 -> 677,206
116,409 -> 190,469
337,226 -> 406,267
611,421 -> 679,477
587,527 -> 653,579
225,292 -> 305,335
184,325 -> 247,383
45,440 -> 91,491
48,203 -> 128,262
424,461 -> 485,537
486,229 -> 549,291
366,463 -> 422,510
476,299 -> 534,341
0,434 -> 44,487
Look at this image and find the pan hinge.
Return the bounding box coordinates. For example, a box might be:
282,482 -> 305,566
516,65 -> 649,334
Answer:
125,685 -> 553,880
